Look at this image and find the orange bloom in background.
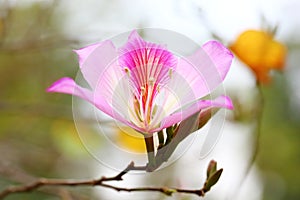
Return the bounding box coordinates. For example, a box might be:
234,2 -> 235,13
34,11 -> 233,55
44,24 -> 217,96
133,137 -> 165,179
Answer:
116,126 -> 146,153
230,30 -> 287,83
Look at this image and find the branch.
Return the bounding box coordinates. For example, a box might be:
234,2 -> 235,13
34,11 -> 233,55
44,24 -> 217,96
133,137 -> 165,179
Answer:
0,161 -> 144,198
0,161 -> 221,199
99,183 -> 206,197
234,83 -> 265,198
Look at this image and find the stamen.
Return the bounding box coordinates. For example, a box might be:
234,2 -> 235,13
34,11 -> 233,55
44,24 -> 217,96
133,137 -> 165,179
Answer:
133,98 -> 143,123
157,84 -> 161,93
140,86 -> 146,95
168,68 -> 173,78
152,105 -> 158,118
149,77 -> 155,86
139,93 -> 145,121
124,67 -> 130,76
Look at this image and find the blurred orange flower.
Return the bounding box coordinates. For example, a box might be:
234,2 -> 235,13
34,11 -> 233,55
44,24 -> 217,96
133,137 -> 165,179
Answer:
116,126 -> 146,153
230,30 -> 287,83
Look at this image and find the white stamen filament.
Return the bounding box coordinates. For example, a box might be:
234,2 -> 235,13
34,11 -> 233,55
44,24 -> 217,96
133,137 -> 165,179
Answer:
140,86 -> 146,95
149,77 -> 155,86
144,84 -> 153,125
157,84 -> 161,93
138,91 -> 145,122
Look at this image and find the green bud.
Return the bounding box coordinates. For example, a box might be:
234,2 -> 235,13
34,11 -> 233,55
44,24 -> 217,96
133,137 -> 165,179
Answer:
162,188 -> 176,196
198,108 -> 219,129
206,160 -> 217,178
204,169 -> 223,192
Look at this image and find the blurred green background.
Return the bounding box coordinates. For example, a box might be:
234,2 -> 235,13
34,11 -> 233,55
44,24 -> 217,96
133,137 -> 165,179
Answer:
0,0 -> 299,199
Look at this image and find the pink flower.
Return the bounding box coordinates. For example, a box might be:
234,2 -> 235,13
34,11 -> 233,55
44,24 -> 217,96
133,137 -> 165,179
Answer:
47,30 -> 233,134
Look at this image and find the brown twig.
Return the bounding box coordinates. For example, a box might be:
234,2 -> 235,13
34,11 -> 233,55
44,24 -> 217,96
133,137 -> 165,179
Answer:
0,161 -> 209,199
99,183 -> 206,196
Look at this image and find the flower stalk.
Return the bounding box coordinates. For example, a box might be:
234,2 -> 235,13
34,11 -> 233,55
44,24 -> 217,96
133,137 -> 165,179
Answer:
144,135 -> 157,172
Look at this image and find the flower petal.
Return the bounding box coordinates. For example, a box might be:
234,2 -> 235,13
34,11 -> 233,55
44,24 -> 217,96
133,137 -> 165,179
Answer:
47,77 -> 94,101
159,95 -> 233,130
74,40 -> 118,89
118,30 -> 177,92
74,42 -> 102,67
47,77 -> 147,132
169,41 -> 233,99
119,30 -> 177,71
162,41 -> 233,115
202,40 -> 233,81
47,77 -> 126,123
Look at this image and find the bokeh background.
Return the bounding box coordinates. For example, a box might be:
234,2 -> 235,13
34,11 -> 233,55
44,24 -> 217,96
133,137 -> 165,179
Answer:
0,0 -> 299,199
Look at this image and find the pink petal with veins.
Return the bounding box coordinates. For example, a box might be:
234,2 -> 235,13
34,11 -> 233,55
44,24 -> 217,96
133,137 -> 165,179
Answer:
74,40 -> 118,89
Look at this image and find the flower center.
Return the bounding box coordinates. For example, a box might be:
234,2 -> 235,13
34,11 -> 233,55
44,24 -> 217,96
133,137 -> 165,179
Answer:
124,65 -> 173,131
134,81 -> 158,126
119,36 -> 178,131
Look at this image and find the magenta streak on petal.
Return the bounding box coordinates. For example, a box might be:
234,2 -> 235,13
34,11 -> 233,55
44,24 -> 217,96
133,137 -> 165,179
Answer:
119,30 -> 177,90
46,77 -> 93,101
159,95 -> 233,131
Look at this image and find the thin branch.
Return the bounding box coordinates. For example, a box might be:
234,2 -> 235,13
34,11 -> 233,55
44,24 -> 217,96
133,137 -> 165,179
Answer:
0,161 -> 145,199
234,83 -> 265,198
0,161 -> 209,199
99,182 -> 205,196
246,84 -> 264,172
0,162 -> 89,199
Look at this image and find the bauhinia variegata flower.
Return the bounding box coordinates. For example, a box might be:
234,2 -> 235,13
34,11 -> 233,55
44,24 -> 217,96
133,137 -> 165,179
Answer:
47,30 -> 233,134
